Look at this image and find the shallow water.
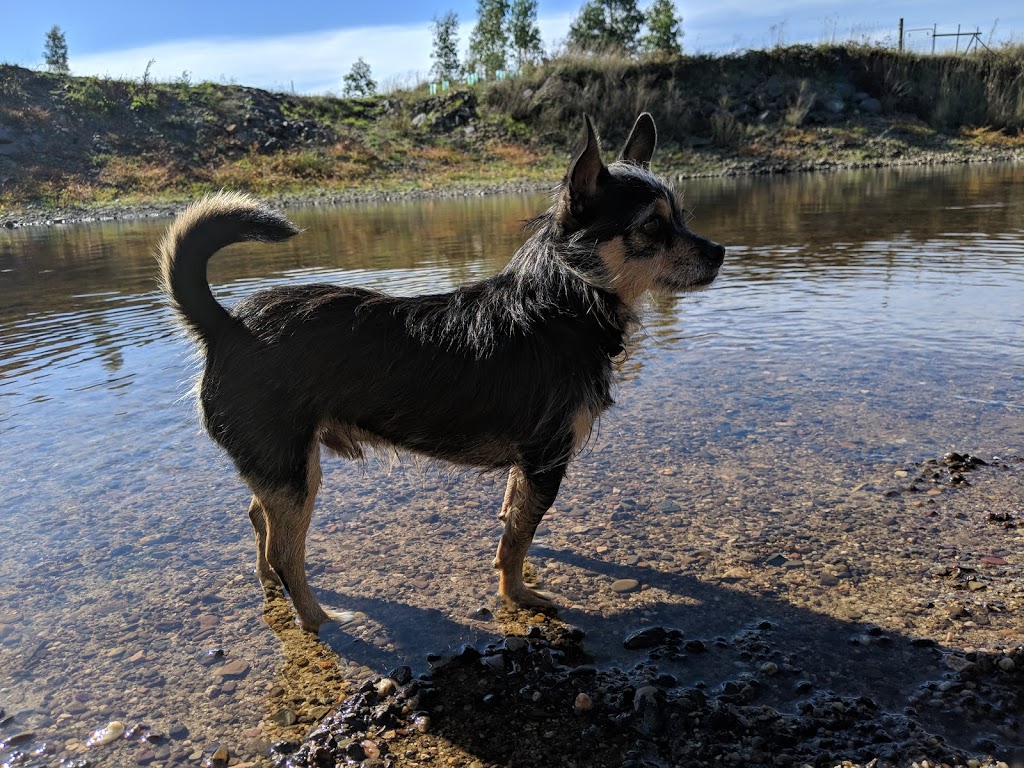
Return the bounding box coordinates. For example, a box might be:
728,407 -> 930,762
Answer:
1,163 -> 1023,765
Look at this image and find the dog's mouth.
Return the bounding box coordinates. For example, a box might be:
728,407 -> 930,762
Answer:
656,269 -> 720,293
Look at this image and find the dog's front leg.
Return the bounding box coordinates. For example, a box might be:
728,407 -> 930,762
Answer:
494,463 -> 565,608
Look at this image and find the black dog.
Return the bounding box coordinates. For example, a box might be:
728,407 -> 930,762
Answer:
159,113 -> 724,632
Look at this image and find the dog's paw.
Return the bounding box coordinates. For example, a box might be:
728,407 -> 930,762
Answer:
501,584 -> 556,609
296,611 -> 331,634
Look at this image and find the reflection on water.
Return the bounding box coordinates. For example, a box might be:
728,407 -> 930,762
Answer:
1,163 -> 1023,764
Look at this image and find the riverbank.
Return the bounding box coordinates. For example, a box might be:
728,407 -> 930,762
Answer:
2,128 -> 1019,229
3,45 -> 1024,229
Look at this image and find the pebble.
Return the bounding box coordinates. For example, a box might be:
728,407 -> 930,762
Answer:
504,636 -> 528,653
86,720 -> 125,747
721,567 -> 750,580
218,660 -> 250,678
997,657 -> 1016,671
271,709 -> 297,727
623,626 -> 668,649
574,693 -> 593,712
611,578 -> 641,593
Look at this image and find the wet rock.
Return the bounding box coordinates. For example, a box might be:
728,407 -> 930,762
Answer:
388,665 -> 412,685
271,709 -> 297,727
632,686 -> 664,736
504,636 -> 528,653
623,626 -> 668,649
196,648 -> 225,666
684,640 -> 707,654
218,659 -> 250,678
574,693 -> 593,712
86,720 -> 125,747
203,745 -> 229,767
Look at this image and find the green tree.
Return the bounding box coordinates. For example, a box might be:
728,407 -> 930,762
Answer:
43,25 -> 69,75
342,57 -> 377,97
468,0 -> 510,77
567,0 -> 645,55
642,0 -> 683,56
509,0 -> 543,69
430,11 -> 461,81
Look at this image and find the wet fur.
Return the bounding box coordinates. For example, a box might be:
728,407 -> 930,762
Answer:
159,113 -> 725,632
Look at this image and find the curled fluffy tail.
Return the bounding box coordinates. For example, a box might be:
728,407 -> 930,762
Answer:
158,191 -> 300,345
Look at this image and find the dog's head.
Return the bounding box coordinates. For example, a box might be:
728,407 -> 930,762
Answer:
556,113 -> 725,307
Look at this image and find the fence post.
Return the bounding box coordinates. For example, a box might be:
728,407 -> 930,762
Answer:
898,18 -> 904,51
955,24 -> 961,53
932,24 -> 937,54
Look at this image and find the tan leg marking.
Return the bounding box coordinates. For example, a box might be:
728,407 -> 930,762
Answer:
257,446 -> 331,633
493,467 -> 555,608
247,495 -> 282,588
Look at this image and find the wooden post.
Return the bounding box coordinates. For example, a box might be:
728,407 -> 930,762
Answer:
932,24 -> 937,54
898,18 -> 904,52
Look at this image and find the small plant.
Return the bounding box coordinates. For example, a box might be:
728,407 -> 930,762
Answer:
710,95 -> 745,148
61,77 -> 122,114
785,80 -> 816,126
129,59 -> 158,111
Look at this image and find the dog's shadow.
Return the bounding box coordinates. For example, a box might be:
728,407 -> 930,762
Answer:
260,547 -> 1021,765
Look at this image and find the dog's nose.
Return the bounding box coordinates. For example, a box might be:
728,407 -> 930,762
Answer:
710,242 -> 725,267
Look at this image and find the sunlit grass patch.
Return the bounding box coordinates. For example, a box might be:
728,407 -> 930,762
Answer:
962,125 -> 1024,149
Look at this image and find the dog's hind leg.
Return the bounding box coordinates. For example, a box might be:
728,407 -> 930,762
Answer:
256,445 -> 331,633
247,495 -> 283,589
494,463 -> 565,608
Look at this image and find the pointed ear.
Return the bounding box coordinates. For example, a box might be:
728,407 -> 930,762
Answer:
567,113 -> 607,201
618,112 -> 657,167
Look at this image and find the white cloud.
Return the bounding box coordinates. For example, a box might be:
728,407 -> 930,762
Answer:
69,13 -> 577,95
70,24 -> 436,94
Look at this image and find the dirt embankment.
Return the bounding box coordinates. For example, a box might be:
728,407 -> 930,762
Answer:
2,46 -> 1023,228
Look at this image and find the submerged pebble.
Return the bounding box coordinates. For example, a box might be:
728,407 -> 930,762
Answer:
85,720 -> 124,747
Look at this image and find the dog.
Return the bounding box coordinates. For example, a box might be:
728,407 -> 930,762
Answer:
159,112 -> 725,633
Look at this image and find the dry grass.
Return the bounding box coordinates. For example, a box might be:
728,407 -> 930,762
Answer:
98,156 -> 175,194
962,125 -> 1024,149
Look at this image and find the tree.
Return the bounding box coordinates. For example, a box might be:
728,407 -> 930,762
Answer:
509,0 -> 543,69
343,57 -> 377,97
43,25 -> 69,75
468,0 -> 510,78
430,11 -> 461,81
642,0 -> 683,56
567,0 -> 645,55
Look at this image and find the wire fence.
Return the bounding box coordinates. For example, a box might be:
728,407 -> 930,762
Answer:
897,19 -> 994,55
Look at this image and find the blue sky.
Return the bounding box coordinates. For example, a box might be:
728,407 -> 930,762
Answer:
4,1 -> 1022,94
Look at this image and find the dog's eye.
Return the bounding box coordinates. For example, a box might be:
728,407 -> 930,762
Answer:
642,218 -> 663,237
